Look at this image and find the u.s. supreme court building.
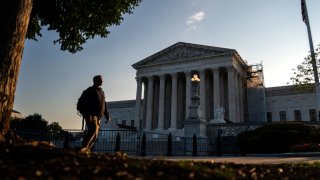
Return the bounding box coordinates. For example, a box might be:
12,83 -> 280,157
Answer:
102,42 -> 318,137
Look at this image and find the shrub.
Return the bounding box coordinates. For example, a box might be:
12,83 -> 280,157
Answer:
290,143 -> 320,152
237,122 -> 314,154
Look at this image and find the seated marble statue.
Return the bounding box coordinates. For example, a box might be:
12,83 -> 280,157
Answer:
210,106 -> 226,123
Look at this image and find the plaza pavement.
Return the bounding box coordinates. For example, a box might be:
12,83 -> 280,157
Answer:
136,153 -> 320,164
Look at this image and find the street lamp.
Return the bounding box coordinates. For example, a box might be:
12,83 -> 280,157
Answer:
184,73 -> 206,137
191,74 -> 200,82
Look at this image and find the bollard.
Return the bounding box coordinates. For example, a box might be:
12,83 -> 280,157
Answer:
63,132 -> 70,149
115,132 -> 121,153
167,133 -> 172,156
140,133 -> 146,156
216,128 -> 223,156
192,134 -> 197,156
216,134 -> 222,156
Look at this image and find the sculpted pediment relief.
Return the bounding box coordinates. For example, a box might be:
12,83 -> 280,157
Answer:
132,42 -> 235,69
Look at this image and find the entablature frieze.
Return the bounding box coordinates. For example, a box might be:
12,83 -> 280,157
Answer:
137,52 -> 232,69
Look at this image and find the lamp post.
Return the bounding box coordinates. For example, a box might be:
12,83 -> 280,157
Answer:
191,74 -> 201,113
188,74 -> 203,119
184,74 -> 206,137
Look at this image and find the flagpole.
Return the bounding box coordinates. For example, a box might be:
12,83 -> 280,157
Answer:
301,0 -> 320,119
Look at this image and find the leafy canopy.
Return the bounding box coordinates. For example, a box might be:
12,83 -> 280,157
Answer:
10,113 -> 63,137
289,45 -> 320,90
27,0 -> 141,53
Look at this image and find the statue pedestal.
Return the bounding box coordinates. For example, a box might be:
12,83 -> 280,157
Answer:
209,106 -> 226,124
209,119 -> 226,124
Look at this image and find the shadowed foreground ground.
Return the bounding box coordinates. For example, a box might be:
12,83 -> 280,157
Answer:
1,143 -> 320,179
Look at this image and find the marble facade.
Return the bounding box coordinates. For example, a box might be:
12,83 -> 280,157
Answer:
102,42 -> 319,137
131,42 -> 247,135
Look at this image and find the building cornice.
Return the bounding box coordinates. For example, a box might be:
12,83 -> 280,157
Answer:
265,85 -> 315,96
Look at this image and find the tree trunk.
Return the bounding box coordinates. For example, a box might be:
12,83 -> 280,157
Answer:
0,0 -> 33,142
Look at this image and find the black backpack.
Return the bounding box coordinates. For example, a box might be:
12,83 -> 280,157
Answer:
77,88 -> 90,116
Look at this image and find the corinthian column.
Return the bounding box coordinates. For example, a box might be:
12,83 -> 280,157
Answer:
239,76 -> 244,122
213,68 -> 220,110
145,76 -> 154,130
234,73 -> 240,123
135,77 -> 142,129
185,71 -> 192,118
169,73 -> 178,130
157,74 -> 165,130
227,66 -> 236,122
199,69 -> 206,121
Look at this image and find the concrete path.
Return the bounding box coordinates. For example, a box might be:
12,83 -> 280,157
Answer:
135,154 -> 320,164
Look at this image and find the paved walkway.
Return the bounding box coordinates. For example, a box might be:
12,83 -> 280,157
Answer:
135,153 -> 320,164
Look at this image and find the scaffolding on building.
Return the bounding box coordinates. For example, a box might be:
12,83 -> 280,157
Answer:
247,62 -> 264,87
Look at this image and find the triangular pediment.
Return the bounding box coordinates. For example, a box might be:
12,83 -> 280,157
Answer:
132,42 -> 235,69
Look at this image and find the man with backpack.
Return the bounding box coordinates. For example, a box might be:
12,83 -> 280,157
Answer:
78,75 -> 111,154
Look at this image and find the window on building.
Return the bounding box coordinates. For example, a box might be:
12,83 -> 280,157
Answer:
309,109 -> 317,122
279,111 -> 287,122
122,120 -> 126,125
267,112 -> 272,122
294,110 -> 302,121
130,120 -> 135,127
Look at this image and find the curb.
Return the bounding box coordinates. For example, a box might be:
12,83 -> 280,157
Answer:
280,152 -> 320,157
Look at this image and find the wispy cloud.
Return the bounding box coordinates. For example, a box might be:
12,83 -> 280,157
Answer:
186,11 -> 205,25
185,11 -> 205,32
187,25 -> 197,31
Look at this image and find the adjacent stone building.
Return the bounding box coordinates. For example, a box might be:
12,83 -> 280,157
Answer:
101,42 -> 318,137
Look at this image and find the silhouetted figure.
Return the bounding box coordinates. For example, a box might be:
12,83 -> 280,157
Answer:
79,75 -> 111,154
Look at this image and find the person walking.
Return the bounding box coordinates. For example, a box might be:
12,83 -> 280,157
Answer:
80,75 -> 111,154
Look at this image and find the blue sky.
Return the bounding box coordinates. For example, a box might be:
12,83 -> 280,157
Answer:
14,0 -> 320,129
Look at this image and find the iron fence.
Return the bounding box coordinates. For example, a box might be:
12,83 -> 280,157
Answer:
14,129 -> 236,156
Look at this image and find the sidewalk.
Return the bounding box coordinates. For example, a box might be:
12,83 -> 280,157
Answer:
135,153 -> 320,164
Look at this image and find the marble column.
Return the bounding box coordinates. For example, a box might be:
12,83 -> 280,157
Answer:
199,69 -> 206,121
213,68 -> 220,110
227,66 -> 236,122
185,71 -> 192,118
135,77 -> 142,129
145,76 -> 154,130
234,73 -> 240,123
157,74 -> 165,130
169,73 -> 178,130
142,80 -> 148,129
238,76 -> 244,122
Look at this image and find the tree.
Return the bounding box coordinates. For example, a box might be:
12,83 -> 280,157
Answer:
10,113 -> 63,140
47,122 -> 62,136
10,113 -> 48,132
289,45 -> 320,90
0,0 -> 141,141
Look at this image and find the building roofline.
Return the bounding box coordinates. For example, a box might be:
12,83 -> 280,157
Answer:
132,42 -> 237,69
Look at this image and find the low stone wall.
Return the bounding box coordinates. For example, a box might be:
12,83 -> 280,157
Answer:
207,121 -> 320,137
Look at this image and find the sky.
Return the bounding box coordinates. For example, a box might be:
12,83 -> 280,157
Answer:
14,0 -> 320,129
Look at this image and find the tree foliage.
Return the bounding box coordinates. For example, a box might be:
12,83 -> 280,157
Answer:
10,113 -> 63,140
27,0 -> 141,53
10,113 -> 63,132
47,122 -> 63,136
289,45 -> 320,90
0,0 -> 141,140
